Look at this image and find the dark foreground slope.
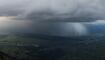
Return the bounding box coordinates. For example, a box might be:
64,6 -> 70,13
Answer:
0,33 -> 104,60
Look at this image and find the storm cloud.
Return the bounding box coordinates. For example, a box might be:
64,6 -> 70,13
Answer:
0,0 -> 105,21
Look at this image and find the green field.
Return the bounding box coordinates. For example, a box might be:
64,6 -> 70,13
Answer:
0,34 -> 105,60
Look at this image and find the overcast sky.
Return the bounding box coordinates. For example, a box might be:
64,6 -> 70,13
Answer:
0,0 -> 105,36
0,0 -> 105,21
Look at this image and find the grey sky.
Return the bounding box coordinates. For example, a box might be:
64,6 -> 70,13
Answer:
0,0 -> 105,21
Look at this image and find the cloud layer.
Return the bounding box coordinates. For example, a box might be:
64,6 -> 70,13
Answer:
0,0 -> 105,21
